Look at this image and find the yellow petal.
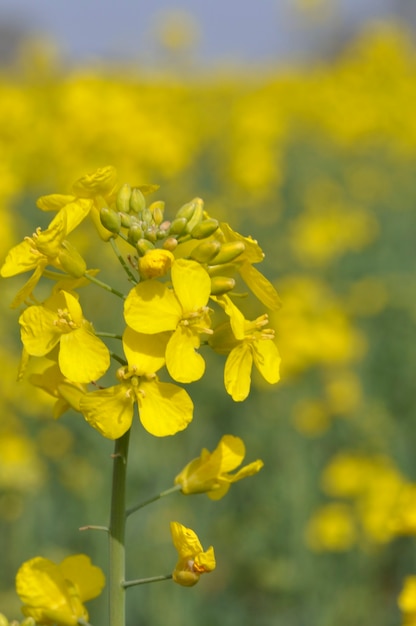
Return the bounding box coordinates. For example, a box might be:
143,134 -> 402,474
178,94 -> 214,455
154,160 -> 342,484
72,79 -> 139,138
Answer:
171,259 -> 211,312
138,380 -> 193,436
11,264 -> 45,309
59,555 -> 105,602
194,545 -> 216,572
166,326 -> 205,383
122,326 -> 167,375
219,222 -> 264,263
124,280 -> 181,334
19,304 -> 61,356
252,339 -> 281,384
211,294 -> 246,340
59,328 -> 110,383
36,193 -> 76,212
239,261 -> 281,310
80,384 -> 135,439
224,343 -> 253,402
0,239 -> 39,277
170,522 -> 203,557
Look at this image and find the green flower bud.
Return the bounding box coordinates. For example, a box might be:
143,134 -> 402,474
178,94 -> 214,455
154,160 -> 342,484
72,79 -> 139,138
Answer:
136,238 -> 155,256
100,206 -> 121,233
58,241 -> 87,277
127,223 -> 144,244
163,237 -> 179,251
211,241 -> 245,264
116,183 -> 132,213
141,207 -> 153,225
176,200 -> 197,220
120,212 -> 132,228
149,200 -> 165,225
190,218 -> 219,240
130,188 -> 146,214
169,217 -> 188,235
210,276 -> 236,295
185,198 -> 204,233
144,227 -> 158,243
190,240 -> 221,263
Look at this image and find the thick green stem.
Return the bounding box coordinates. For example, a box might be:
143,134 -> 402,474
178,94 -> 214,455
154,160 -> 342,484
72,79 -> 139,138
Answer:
109,430 -> 130,626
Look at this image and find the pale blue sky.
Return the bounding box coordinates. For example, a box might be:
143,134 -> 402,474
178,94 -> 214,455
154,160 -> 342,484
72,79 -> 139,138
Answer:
0,0 -> 405,64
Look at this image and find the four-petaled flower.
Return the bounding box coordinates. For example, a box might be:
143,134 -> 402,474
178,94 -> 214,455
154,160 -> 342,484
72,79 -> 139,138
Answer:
175,434 -> 264,499
210,294 -> 281,401
124,258 -> 212,383
170,522 -> 216,587
19,290 -> 110,384
15,554 -> 105,626
79,326 -> 193,438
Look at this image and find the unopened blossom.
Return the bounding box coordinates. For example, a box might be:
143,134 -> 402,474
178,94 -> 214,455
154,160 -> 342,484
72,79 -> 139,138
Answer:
138,248 -> 175,279
210,294 -> 281,401
15,554 -> 105,626
124,258 -> 212,383
79,326 -> 193,438
19,290 -> 110,384
175,434 -> 264,499
170,522 -> 216,587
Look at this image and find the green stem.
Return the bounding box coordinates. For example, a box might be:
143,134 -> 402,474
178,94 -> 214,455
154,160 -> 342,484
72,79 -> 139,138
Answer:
109,430 -> 130,626
79,524 -> 109,532
123,574 -> 172,588
95,331 -> 123,340
83,272 -> 126,299
110,237 -> 138,284
126,484 -> 181,518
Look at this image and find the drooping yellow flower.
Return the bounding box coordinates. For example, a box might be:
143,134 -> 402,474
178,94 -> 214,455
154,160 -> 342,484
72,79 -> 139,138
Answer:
15,554 -> 105,626
124,258 -> 212,383
0,207 -> 89,307
175,434 -> 264,499
79,326 -> 193,438
19,290 -> 110,384
210,294 -> 281,401
170,522 -> 216,587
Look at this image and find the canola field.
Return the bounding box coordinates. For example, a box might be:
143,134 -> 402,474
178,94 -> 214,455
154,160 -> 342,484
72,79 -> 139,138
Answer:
1,21 -> 416,626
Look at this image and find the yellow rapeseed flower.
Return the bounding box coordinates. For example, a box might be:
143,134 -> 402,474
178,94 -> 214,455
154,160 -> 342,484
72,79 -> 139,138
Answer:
19,290 -> 110,384
79,326 -> 193,438
175,434 -> 264,499
210,294 -> 281,401
170,521 -> 216,587
15,554 -> 105,626
124,258 -> 212,383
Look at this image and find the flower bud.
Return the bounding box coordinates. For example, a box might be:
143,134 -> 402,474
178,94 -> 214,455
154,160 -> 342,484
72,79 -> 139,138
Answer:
138,249 -> 174,279
191,218 -> 219,240
100,207 -> 121,233
210,276 -> 236,295
127,223 -> 144,244
190,240 -> 221,263
116,183 -> 131,213
185,198 -> 204,233
163,237 -> 179,251
141,207 -> 153,226
211,241 -> 245,264
169,217 -> 188,235
144,226 -> 158,243
149,200 -> 165,225
136,238 -> 155,256
176,200 -> 197,220
130,188 -> 146,214
120,212 -> 132,228
58,241 -> 87,277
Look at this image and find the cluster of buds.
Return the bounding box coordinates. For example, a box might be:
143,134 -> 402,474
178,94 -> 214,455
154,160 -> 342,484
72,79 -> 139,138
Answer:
99,183 -> 251,298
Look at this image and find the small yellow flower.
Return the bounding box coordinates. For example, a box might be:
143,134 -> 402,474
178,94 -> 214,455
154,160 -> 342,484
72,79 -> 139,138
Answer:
19,290 -> 110,384
79,326 -> 193,438
210,294 -> 281,401
170,522 -> 216,587
0,207 -> 88,308
399,576 -> 416,625
15,554 -> 105,626
124,258 -> 212,383
175,434 -> 264,499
